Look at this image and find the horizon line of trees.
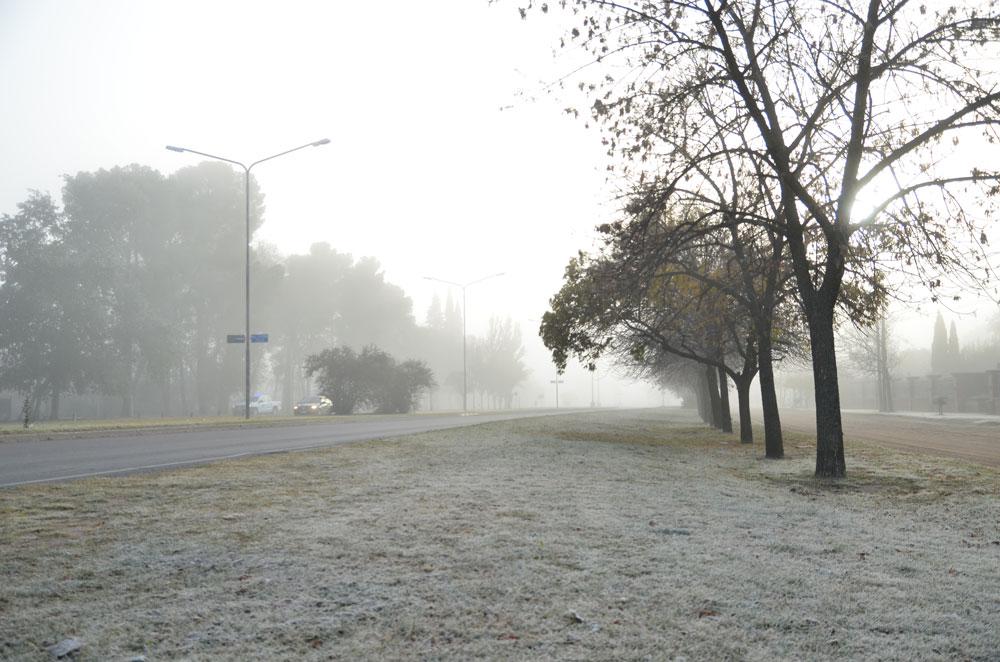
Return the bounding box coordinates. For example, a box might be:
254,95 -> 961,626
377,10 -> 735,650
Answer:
0,164 -> 529,421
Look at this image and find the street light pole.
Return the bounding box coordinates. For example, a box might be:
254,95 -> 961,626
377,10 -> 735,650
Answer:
167,139 -> 330,419
423,272 -> 504,414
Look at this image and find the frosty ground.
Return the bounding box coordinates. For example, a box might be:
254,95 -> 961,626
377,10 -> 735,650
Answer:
1,409 -> 997,660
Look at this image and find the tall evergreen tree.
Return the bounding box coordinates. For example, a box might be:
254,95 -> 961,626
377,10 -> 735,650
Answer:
931,313 -> 949,375
948,321 -> 961,373
425,294 -> 444,329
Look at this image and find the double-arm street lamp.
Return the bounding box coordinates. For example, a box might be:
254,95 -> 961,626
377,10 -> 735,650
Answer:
423,273 -> 504,414
167,139 -> 330,419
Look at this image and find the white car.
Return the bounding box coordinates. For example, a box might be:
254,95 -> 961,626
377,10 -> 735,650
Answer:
233,394 -> 281,416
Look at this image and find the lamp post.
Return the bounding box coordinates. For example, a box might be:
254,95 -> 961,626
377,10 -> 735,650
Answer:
423,273 -> 504,414
167,139 -> 330,419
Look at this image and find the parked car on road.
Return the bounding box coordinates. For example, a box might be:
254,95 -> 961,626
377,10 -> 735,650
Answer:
232,394 -> 282,417
293,395 -> 333,416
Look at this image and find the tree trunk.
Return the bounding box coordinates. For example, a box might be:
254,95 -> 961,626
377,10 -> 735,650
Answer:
880,317 -> 894,412
706,365 -> 723,430
32,390 -> 43,420
121,341 -> 136,418
734,376 -> 753,443
717,366 -> 733,433
696,372 -> 710,423
281,347 -> 296,414
756,329 -> 784,459
809,304 -> 846,477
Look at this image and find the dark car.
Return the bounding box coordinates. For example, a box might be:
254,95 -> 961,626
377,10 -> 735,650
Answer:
293,395 -> 333,415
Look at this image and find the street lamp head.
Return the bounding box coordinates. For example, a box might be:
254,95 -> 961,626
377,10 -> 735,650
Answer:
165,145 -> 186,153
311,138 -> 331,147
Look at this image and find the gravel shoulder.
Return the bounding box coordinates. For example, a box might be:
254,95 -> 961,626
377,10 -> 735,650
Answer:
1,408 -> 997,660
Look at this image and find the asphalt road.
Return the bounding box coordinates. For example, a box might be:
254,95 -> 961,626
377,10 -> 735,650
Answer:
0,411 -> 572,488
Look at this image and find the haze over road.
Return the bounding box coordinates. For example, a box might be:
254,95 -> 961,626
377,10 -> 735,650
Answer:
0,411 -> 576,488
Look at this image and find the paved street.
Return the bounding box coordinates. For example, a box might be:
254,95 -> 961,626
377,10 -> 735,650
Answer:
0,411 -> 571,487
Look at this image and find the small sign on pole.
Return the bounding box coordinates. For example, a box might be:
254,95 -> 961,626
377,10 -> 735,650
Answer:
251,333 -> 269,343
227,334 -> 246,344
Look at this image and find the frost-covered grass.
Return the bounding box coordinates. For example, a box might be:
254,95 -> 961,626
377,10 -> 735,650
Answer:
1,409 -> 997,660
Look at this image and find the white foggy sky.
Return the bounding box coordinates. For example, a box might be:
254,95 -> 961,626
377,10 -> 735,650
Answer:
0,1 -> 604,315
1,1 -> 996,400
0,0 -> 669,405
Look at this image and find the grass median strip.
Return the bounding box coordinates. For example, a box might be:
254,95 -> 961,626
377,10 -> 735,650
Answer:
0,411 -> 464,442
1,409 -> 997,660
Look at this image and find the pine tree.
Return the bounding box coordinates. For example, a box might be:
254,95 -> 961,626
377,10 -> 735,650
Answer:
425,294 -> 444,329
948,321 -> 961,373
931,313 -> 948,375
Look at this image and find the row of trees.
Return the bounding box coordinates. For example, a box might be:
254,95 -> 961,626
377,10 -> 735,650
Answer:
0,164 -> 529,418
532,0 -> 1000,477
0,163 -> 260,418
423,298 -> 530,410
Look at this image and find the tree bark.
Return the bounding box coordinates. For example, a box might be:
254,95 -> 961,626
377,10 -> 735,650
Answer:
809,303 -> 846,477
756,328 -> 784,459
734,376 -> 753,443
706,365 -> 723,429
696,372 -> 710,423
717,366 -> 733,433
879,316 -> 894,412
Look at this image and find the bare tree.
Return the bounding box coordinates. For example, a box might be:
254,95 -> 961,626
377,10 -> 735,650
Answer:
843,314 -> 896,411
524,0 -> 1000,476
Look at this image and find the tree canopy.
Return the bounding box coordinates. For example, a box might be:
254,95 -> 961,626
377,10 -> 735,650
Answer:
527,0 -> 1000,477
304,345 -> 435,415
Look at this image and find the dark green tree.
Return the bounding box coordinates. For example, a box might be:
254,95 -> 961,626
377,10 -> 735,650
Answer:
931,312 -> 949,375
0,193 -> 100,418
304,346 -> 365,415
166,161 -> 266,415
948,320 -> 962,373
304,345 -> 435,415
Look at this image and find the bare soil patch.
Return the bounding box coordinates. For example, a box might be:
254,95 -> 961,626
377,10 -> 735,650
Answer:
780,409 -> 1000,468
1,409 -> 997,660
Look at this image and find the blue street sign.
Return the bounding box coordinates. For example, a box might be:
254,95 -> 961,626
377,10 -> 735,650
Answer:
251,333 -> 269,343
227,334 -> 245,344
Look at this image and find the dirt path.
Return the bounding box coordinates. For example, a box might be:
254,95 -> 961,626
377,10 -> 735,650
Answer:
780,409 -> 1000,468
